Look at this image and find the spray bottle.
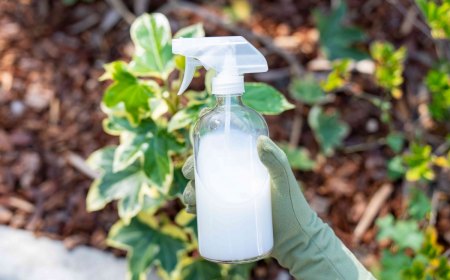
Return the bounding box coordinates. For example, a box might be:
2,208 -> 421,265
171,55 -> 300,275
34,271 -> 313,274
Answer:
173,36 -> 273,263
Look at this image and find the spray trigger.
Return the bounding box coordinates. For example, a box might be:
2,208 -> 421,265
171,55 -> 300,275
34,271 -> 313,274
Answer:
178,57 -> 202,95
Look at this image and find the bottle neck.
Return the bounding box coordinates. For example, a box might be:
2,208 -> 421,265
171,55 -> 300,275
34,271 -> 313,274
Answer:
215,94 -> 243,106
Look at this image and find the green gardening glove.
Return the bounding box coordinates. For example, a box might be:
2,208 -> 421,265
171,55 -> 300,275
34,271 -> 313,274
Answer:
182,136 -> 375,280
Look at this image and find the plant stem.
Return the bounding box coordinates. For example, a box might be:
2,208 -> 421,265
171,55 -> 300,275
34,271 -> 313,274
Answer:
158,0 -> 305,78
289,103 -> 303,147
342,138 -> 387,153
106,0 -> 136,24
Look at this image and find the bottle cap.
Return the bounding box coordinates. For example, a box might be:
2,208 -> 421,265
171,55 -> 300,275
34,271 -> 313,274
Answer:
172,36 -> 268,95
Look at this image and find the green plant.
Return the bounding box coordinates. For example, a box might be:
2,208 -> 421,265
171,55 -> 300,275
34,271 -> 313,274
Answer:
416,0 -> 450,39
375,189 -> 450,280
279,143 -> 316,171
224,0 -> 252,22
308,106 -> 349,156
314,2 -> 367,60
288,71 -> 350,157
87,13 -> 293,279
321,59 -> 352,92
311,2 -> 450,279
403,143 -> 436,182
425,64 -> 450,121
370,41 -> 407,99
289,75 -> 327,105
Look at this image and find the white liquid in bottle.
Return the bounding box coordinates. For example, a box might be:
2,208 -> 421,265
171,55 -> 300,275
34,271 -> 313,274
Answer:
195,129 -> 273,262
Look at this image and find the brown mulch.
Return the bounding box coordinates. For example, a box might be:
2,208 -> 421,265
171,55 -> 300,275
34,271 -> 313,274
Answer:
0,0 -> 124,251
0,0 -> 449,277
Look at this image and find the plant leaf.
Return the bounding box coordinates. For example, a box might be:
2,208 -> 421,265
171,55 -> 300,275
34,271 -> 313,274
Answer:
425,66 -> 450,121
408,188 -> 431,221
314,2 -> 368,60
386,132 -> 405,153
175,209 -> 198,239
142,132 -> 174,191
243,83 -> 294,115
102,61 -> 158,124
403,143 -> 435,182
376,214 -> 424,251
370,41 -> 406,98
129,13 -> 174,78
387,156 -> 406,180
111,118 -> 157,172
308,106 -> 349,155
279,143 -> 316,171
168,167 -> 189,198
416,0 -> 450,39
226,263 -> 254,280
379,250 -> 412,280
289,77 -> 326,105
103,115 -> 156,136
174,23 -> 205,39
149,97 -> 169,120
107,116 -> 176,192
321,59 -> 351,92
108,215 -> 186,279
86,147 -> 151,222
168,104 -> 205,132
180,258 -> 222,280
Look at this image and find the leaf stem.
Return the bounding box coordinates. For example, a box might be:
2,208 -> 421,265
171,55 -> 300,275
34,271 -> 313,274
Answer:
342,138 -> 387,153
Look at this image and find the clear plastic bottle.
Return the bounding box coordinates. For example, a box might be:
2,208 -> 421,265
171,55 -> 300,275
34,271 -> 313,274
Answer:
193,94 -> 273,263
172,36 -> 274,263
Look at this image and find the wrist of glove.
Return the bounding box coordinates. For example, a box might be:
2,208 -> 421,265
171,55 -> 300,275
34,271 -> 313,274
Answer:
182,136 -> 375,280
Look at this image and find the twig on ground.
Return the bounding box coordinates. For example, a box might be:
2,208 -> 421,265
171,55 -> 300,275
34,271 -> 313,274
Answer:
289,104 -> 304,147
0,196 -> 35,213
38,0 -> 49,18
429,190 -> 441,226
98,9 -> 122,34
106,0 -> 136,25
387,0 -> 432,39
343,138 -> 386,154
400,6 -> 418,35
68,13 -> 100,34
134,0 -> 150,16
444,248 -> 450,258
25,193 -> 44,231
159,0 -> 305,78
435,141 -> 450,156
66,152 -> 98,180
353,183 -> 394,243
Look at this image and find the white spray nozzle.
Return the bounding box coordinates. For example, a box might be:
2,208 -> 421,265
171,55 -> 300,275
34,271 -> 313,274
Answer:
172,36 -> 268,95
177,57 -> 202,95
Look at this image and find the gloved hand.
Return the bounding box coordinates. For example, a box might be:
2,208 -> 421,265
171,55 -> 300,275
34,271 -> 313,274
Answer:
182,136 -> 375,280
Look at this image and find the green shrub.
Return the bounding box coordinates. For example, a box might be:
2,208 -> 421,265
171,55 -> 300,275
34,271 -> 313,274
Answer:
86,13 -> 293,280
416,0 -> 450,39
375,189 -> 450,280
425,65 -> 450,121
314,2 -> 367,60
370,41 -> 407,99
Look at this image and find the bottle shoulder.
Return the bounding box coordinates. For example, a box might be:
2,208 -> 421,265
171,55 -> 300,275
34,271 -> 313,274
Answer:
194,104 -> 268,136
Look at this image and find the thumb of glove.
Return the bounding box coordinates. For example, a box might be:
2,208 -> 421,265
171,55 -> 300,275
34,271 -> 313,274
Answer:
257,135 -> 297,193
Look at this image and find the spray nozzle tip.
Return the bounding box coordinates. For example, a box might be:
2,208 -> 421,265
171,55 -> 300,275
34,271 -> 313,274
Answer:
177,57 -> 201,95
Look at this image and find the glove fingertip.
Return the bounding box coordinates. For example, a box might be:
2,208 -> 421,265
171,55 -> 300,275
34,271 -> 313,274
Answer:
183,181 -> 196,205
257,135 -> 292,182
182,155 -> 195,180
257,136 -> 281,165
186,205 -> 197,214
